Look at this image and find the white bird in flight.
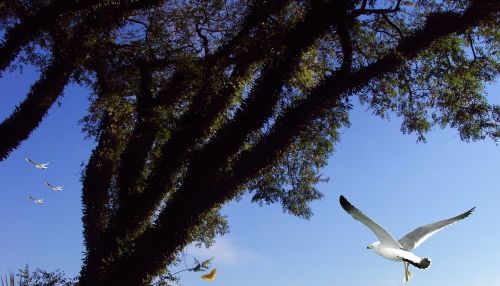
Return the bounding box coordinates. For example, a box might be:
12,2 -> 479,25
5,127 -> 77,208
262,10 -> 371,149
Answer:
315,173 -> 330,183
45,182 -> 63,191
25,157 -> 50,169
339,195 -> 475,282
27,195 -> 44,204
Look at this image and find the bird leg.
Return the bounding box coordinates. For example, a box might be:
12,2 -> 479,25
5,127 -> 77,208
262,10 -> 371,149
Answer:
404,262 -> 411,282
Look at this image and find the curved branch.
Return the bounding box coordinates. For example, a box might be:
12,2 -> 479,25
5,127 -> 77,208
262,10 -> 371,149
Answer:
81,112 -> 120,259
0,0 -> 101,73
338,15 -> 353,73
382,14 -> 404,38
114,66 -> 190,203
0,51 -> 77,161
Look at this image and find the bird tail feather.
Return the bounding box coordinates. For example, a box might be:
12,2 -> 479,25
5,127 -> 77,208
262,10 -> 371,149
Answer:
403,257 -> 431,269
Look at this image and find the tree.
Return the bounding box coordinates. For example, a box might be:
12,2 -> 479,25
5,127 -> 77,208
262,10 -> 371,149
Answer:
0,0 -> 498,285
16,265 -> 77,286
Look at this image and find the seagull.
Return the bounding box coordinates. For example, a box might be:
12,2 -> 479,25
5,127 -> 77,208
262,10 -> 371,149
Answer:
339,195 -> 475,282
201,268 -> 217,281
27,195 -> 44,204
315,173 -> 330,183
45,182 -> 63,191
25,157 -> 50,169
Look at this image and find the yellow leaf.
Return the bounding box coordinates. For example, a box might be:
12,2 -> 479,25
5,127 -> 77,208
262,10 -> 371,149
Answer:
201,268 -> 217,282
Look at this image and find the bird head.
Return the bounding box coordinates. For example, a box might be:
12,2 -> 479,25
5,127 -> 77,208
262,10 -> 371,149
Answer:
367,241 -> 380,250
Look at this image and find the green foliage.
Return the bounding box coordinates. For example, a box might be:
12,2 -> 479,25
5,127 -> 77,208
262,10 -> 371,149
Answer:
16,265 -> 77,286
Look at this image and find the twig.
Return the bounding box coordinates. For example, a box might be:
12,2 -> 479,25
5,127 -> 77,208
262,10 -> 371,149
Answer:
467,34 -> 478,60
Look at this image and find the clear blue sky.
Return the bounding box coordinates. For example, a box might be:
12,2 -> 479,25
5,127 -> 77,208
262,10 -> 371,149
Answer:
0,65 -> 499,285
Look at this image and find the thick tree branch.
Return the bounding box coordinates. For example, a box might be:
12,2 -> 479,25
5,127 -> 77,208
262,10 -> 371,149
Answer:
114,68 -> 190,204
81,113 -> 119,261
338,15 -> 353,73
195,23 -> 210,56
468,33 -> 478,60
102,1 -> 499,284
382,14 -> 404,38
0,0 -> 99,73
0,48 -> 79,161
80,64 -> 133,282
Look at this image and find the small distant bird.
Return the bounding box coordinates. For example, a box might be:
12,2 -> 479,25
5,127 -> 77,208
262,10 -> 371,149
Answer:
339,195 -> 475,282
201,268 -> 217,282
45,182 -> 63,191
25,157 -> 50,169
315,173 -> 330,183
27,195 -> 44,204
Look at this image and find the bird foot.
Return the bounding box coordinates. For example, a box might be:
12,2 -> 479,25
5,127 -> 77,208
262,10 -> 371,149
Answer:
404,262 -> 411,282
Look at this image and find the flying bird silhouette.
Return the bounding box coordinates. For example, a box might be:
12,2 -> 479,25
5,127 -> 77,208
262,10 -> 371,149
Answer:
315,173 -> 330,183
339,195 -> 474,282
45,182 -> 63,191
201,268 -> 217,281
27,195 -> 44,204
25,157 -> 50,169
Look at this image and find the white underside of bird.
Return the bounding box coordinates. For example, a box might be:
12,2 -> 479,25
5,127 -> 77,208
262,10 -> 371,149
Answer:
339,195 -> 474,282
45,181 -> 63,191
369,242 -> 422,262
25,157 -> 50,169
27,195 -> 44,204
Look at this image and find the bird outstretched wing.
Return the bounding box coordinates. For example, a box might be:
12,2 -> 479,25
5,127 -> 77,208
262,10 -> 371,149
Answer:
25,157 -> 37,165
315,173 -> 330,183
398,207 -> 475,250
339,195 -> 402,248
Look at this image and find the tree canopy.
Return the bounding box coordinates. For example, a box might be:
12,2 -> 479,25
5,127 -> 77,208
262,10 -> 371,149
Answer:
0,0 -> 498,285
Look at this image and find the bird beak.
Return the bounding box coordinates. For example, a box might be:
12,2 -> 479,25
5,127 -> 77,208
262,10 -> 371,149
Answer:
367,245 -> 372,249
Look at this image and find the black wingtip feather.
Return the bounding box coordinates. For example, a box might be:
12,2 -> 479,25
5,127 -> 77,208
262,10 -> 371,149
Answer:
419,258 -> 431,269
459,207 -> 476,220
339,195 -> 353,212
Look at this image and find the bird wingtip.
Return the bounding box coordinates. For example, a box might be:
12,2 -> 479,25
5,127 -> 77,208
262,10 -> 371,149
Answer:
466,206 -> 476,216
339,195 -> 352,211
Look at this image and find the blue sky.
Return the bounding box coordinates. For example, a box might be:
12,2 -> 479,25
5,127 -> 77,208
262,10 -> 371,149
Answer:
0,65 -> 499,285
